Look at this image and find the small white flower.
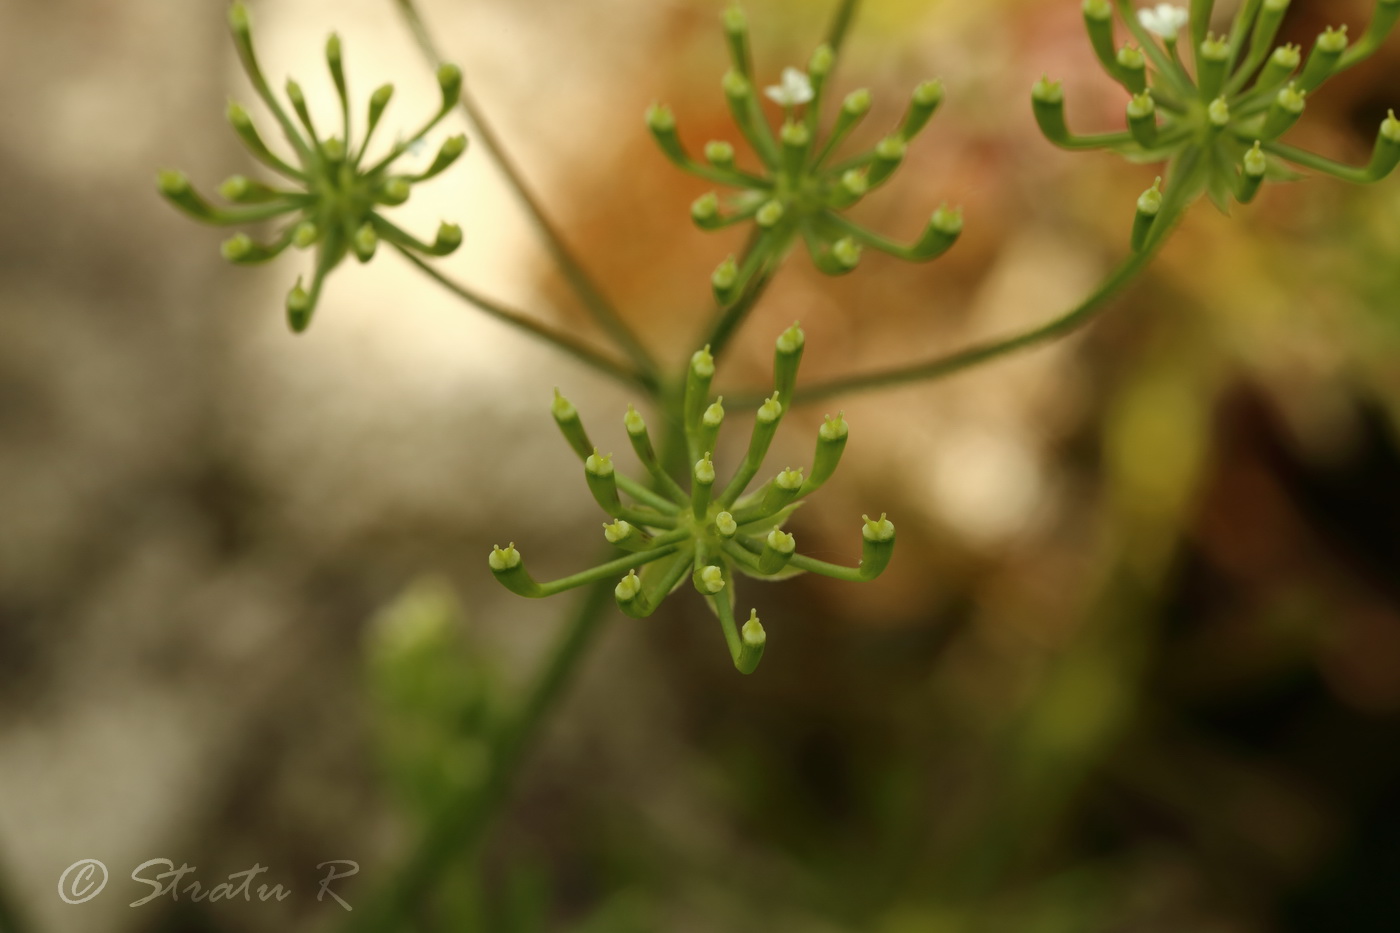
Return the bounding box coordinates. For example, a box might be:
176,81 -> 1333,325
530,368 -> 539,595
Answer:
1138,3 -> 1190,40
764,67 -> 814,106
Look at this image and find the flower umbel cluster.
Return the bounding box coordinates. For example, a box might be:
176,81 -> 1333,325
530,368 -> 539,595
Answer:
488,325 -> 896,675
1034,0 -> 1400,245
157,2 -> 467,331
645,4 -> 963,306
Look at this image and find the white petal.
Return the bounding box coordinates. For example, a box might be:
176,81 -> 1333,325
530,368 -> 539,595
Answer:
764,66 -> 814,106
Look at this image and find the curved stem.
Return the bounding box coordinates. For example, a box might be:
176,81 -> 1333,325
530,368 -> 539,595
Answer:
755,207 -> 1187,405
344,574 -> 615,933
391,0 -> 660,390
393,245 -> 647,390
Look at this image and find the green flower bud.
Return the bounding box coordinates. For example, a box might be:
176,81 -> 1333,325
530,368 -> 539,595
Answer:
843,88 -> 872,117
488,543 -> 544,597
780,120 -> 811,175
900,79 -> 944,139
757,392 -> 783,425
615,569 -> 642,604
604,519 -> 642,548
431,222 -> 463,256
695,564 -> 726,595
685,345 -> 717,437
1116,46 -> 1147,94
286,278 -> 314,332
831,237 -> 862,272
218,174 -> 281,203
1299,25 -> 1348,90
691,192 -> 721,229
1207,96 -> 1231,129
858,512 -> 896,579
419,134 -> 468,181
551,389 -> 593,459
774,321 -> 805,403
623,403 -> 647,438
705,140 -> 736,167
646,104 -> 688,165
1237,141 -> 1267,204
809,43 -> 834,78
735,609 -> 766,674
1131,177 -> 1162,252
868,135 -> 906,186
756,200 -> 786,228
1031,77 -> 1069,143
911,203 -> 962,261
1263,83 -> 1306,139
712,256 -> 739,304
220,233 -> 254,263
715,511 -> 739,537
1197,34 -> 1230,100
380,176 -> 412,205
585,449 -> 622,515
759,528 -> 796,574
693,452 -> 716,519
1082,0 -> 1118,78
352,222 -> 378,262
1370,109 -> 1400,180
1257,44 -> 1301,92
228,2 -> 252,36
1127,92 -> 1157,147
700,397 -> 725,456
805,411 -> 849,492
436,63 -> 463,106
722,69 -> 752,102
321,136 -> 346,163
292,221 -> 319,249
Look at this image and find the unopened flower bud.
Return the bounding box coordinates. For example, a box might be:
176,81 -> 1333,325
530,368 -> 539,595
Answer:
552,388 -> 593,459
1300,25 -> 1348,90
759,528 -> 796,574
736,609 -> 766,674
1197,34 -> 1230,99
900,79 -> 944,139
585,449 -> 622,515
705,140 -> 736,167
1131,177 -> 1162,251
1116,46 -> 1147,94
1263,83 -> 1306,139
712,255 -> 740,304
1237,141 -> 1267,204
696,564 -> 726,595
352,222 -> 378,262
756,200 -> 785,228
858,513 -> 896,579
715,511 -> 738,537
774,321 -> 805,402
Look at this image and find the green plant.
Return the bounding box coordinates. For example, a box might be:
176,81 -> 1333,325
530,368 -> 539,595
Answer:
151,1 -> 1398,929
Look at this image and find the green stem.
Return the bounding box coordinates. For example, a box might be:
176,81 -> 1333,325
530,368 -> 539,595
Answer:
393,245 -> 647,391
759,206 -> 1188,405
344,575 -> 615,933
705,232 -> 787,357
390,0 -> 660,391
825,0 -> 863,56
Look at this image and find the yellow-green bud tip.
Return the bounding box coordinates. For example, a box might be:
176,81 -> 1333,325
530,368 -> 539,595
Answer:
777,322 -> 805,354
1138,177 -> 1163,215
699,565 -> 725,594
776,468 -> 804,491
843,88 -> 872,115
862,512 -> 895,542
616,570 -> 641,602
157,169 -> 189,195
694,454 -> 716,485
603,520 -> 634,544
220,233 -> 253,261
645,103 -> 676,132
758,392 -> 783,424
489,543 -> 521,571
715,511 -> 738,537
585,449 -> 614,476
624,403 -> 646,436
820,411 -> 849,441
1244,141 -> 1267,177
1382,110 -> 1400,143
741,610 -> 766,646
767,529 -> 796,554
691,345 -> 716,378
551,387 -> 577,421
1032,76 -> 1063,104
703,398 -> 725,427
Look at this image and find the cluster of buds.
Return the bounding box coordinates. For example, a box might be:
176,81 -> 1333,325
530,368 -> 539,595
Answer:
488,325 -> 895,675
645,4 -> 963,305
1034,0 -> 1400,244
157,3 -> 468,331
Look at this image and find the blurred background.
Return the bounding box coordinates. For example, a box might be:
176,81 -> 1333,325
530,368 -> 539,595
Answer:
3,0 -> 1400,930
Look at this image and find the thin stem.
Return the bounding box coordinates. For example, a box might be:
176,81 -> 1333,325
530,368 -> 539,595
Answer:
391,0 -> 660,390
761,203 -> 1189,405
705,231 -> 788,357
534,544 -> 684,597
344,575 -> 615,933
825,0 -> 863,56
393,245 -> 647,391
